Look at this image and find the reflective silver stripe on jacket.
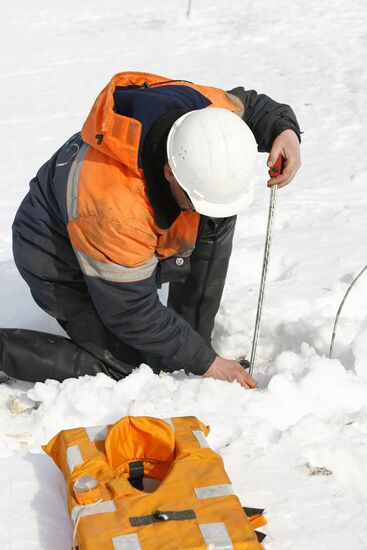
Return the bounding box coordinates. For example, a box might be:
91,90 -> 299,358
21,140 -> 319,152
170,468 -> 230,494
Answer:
85,425 -> 109,442
195,484 -> 235,500
65,141 -> 160,283
66,143 -> 90,221
74,250 -> 158,282
199,522 -> 233,550
113,533 -> 142,550
192,429 -> 209,448
162,418 -> 175,431
67,445 -> 83,473
71,500 -> 116,523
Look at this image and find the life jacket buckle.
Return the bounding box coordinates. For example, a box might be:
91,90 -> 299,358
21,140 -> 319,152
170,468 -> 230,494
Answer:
153,510 -> 169,521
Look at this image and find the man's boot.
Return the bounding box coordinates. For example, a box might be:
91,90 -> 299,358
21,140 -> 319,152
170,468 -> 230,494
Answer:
0,328 -> 106,383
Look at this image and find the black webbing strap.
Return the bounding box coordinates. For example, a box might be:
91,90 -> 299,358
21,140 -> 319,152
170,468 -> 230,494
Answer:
242,507 -> 266,543
243,506 -> 265,517
130,509 -> 196,527
255,530 -> 266,543
129,461 -> 144,491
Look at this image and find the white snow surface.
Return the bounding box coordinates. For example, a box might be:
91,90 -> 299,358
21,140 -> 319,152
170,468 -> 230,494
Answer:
1,0 -> 367,548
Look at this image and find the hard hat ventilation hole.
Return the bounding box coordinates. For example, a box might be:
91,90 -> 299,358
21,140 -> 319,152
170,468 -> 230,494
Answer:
191,189 -> 205,200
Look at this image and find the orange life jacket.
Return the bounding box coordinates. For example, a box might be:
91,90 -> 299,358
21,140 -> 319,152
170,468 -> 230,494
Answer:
44,415 -> 266,549
65,72 -> 242,283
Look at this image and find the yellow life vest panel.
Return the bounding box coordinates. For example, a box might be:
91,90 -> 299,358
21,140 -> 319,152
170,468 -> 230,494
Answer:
43,416 -> 266,549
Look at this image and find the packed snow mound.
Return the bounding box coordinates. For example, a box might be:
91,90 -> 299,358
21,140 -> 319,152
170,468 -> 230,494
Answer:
2,350 -> 367,548
2,345 -> 367,488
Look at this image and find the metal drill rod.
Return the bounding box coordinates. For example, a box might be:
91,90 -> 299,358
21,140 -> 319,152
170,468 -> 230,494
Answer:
249,184 -> 278,376
329,262 -> 367,359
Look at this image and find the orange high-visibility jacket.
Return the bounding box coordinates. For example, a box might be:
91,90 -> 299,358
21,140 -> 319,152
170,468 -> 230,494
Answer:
70,72 -> 241,280
44,415 -> 266,549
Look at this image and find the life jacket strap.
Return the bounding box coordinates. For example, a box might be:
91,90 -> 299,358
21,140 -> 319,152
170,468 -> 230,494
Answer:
243,507 -> 267,542
255,531 -> 266,543
130,509 -> 196,526
128,460 -> 144,491
243,506 -> 265,517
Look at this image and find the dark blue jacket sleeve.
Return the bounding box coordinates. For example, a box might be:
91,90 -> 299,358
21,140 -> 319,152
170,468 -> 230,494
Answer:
84,270 -> 216,375
227,87 -> 302,152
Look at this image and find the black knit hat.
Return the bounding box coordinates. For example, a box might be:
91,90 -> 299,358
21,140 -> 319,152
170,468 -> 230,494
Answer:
142,108 -> 191,229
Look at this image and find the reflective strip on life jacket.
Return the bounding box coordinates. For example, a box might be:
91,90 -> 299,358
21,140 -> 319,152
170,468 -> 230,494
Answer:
199,522 -> 233,550
67,444 -> 83,473
85,425 -> 109,442
162,418 -> 175,431
195,484 -> 235,499
71,500 -> 116,523
113,533 -> 141,550
192,429 -> 210,448
74,249 -> 158,282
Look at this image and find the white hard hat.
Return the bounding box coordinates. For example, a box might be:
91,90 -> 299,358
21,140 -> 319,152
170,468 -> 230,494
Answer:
166,107 -> 257,217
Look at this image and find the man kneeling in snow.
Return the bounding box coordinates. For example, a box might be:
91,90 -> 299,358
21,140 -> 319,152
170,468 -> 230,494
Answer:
3,72 -> 301,388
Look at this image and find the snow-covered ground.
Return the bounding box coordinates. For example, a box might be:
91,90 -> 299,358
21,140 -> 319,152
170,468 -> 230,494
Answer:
1,0 -> 367,548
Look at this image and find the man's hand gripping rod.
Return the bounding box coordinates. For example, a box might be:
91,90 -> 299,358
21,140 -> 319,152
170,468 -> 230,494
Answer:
249,155 -> 284,377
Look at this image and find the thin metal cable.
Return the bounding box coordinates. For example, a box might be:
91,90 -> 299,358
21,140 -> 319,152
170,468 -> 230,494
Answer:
187,0 -> 192,17
250,185 -> 278,376
329,263 -> 367,359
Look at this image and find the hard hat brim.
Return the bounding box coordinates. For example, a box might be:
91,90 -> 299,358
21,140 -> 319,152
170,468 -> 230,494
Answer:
188,177 -> 255,218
